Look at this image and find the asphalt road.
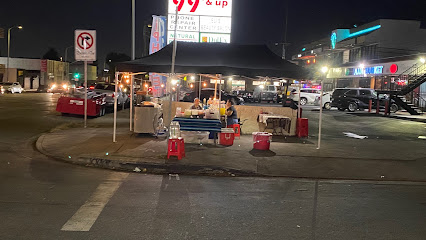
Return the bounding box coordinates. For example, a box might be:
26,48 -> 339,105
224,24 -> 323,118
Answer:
1,93 -> 426,240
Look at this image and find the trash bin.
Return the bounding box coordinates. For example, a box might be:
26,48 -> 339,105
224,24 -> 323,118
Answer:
253,132 -> 272,150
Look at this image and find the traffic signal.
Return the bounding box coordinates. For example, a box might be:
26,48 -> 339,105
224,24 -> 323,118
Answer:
74,73 -> 80,79
148,87 -> 153,93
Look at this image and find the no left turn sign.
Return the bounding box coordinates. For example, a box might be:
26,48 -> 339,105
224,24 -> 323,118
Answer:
75,30 -> 96,61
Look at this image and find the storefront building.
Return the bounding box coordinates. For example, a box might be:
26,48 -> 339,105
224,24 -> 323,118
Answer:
0,57 -> 70,91
292,19 -> 426,94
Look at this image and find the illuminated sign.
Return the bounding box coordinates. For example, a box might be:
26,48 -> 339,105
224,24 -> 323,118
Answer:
168,0 -> 233,44
331,25 -> 381,48
348,66 -> 383,76
390,64 -> 398,74
331,32 -> 337,49
200,33 -> 230,43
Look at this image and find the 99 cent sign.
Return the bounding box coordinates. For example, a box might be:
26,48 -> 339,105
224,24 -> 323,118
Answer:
168,0 -> 232,43
75,30 -> 97,61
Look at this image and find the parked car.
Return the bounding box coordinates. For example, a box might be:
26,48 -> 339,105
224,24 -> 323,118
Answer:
90,82 -> 129,108
331,88 -> 398,112
182,88 -> 244,105
289,88 -> 321,105
240,91 -> 254,103
314,92 -> 332,110
253,85 -> 278,103
0,82 -> 23,94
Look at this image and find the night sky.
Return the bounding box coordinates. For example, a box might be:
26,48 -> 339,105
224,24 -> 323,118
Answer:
1,0 -> 425,63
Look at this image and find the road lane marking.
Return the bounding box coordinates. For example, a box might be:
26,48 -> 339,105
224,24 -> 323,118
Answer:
61,172 -> 129,232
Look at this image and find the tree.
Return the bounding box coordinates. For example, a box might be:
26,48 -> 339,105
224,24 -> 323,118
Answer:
43,48 -> 61,61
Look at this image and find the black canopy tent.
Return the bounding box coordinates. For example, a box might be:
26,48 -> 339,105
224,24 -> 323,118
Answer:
117,42 -> 308,79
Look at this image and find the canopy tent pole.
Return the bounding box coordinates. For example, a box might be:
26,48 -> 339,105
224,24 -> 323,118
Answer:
169,6 -> 179,131
113,72 -> 119,143
198,74 -> 202,100
298,82 -> 302,119
317,79 -> 324,149
130,74 -> 134,131
219,74 -> 222,102
214,79 -> 218,100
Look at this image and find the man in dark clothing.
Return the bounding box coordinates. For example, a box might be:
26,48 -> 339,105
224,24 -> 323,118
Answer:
226,99 -> 238,126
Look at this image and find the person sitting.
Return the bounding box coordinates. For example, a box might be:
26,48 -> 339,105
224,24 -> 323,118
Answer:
226,99 -> 238,126
191,98 -> 202,110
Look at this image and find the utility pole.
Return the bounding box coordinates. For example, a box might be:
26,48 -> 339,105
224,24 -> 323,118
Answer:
276,2 -> 289,60
6,26 -> 23,82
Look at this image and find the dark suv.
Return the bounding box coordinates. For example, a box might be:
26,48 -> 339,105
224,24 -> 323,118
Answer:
331,88 -> 398,112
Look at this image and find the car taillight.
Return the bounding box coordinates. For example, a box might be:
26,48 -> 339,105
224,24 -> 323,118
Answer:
89,86 -> 95,90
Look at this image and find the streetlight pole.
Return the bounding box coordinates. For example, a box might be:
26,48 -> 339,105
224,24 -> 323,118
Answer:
64,45 -> 73,63
6,25 -> 22,83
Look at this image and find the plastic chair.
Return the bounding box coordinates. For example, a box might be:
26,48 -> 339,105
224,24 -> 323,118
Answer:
228,124 -> 241,139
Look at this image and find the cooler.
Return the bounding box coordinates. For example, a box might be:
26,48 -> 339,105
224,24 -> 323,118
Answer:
219,128 -> 235,146
253,132 -> 272,150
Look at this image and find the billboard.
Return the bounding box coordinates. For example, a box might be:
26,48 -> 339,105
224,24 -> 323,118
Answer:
149,15 -> 168,97
167,0 -> 232,44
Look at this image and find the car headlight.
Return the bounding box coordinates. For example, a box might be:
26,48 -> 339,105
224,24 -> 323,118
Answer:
63,84 -> 68,90
51,84 -> 57,90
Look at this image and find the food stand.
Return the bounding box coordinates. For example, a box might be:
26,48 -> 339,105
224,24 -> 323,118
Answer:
116,42 -> 307,144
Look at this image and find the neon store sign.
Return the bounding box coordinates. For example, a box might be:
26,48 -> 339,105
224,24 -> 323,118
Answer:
346,66 -> 383,76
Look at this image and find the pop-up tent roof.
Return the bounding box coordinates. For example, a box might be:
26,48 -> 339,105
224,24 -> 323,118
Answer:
117,42 -> 308,79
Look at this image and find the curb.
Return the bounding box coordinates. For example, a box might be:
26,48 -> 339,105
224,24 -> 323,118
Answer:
35,134 -> 260,177
35,133 -> 426,182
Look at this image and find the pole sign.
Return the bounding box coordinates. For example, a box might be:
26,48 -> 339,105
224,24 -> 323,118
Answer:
149,16 -> 168,97
167,0 -> 233,43
75,30 -> 96,61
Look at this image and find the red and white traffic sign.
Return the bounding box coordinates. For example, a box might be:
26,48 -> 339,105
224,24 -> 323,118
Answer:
75,30 -> 96,61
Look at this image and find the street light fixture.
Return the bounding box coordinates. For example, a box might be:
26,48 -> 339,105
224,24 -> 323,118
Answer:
321,66 -> 329,74
6,25 -> 23,82
420,57 -> 425,64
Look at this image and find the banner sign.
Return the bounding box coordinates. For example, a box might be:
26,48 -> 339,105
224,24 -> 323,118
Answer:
149,15 -> 168,97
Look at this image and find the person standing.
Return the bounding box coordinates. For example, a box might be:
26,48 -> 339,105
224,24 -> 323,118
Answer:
226,99 -> 238,126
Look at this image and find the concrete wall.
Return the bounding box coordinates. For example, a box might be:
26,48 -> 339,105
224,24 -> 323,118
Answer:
163,101 -> 298,136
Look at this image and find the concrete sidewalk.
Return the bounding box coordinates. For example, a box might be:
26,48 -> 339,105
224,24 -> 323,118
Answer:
36,125 -> 426,182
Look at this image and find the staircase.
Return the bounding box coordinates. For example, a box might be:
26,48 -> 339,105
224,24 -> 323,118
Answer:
378,62 -> 426,115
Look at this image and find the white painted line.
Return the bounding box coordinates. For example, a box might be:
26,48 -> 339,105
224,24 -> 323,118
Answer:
61,173 -> 128,232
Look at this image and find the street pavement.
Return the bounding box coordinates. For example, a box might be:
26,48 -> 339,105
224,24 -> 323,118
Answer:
1,93 -> 426,240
